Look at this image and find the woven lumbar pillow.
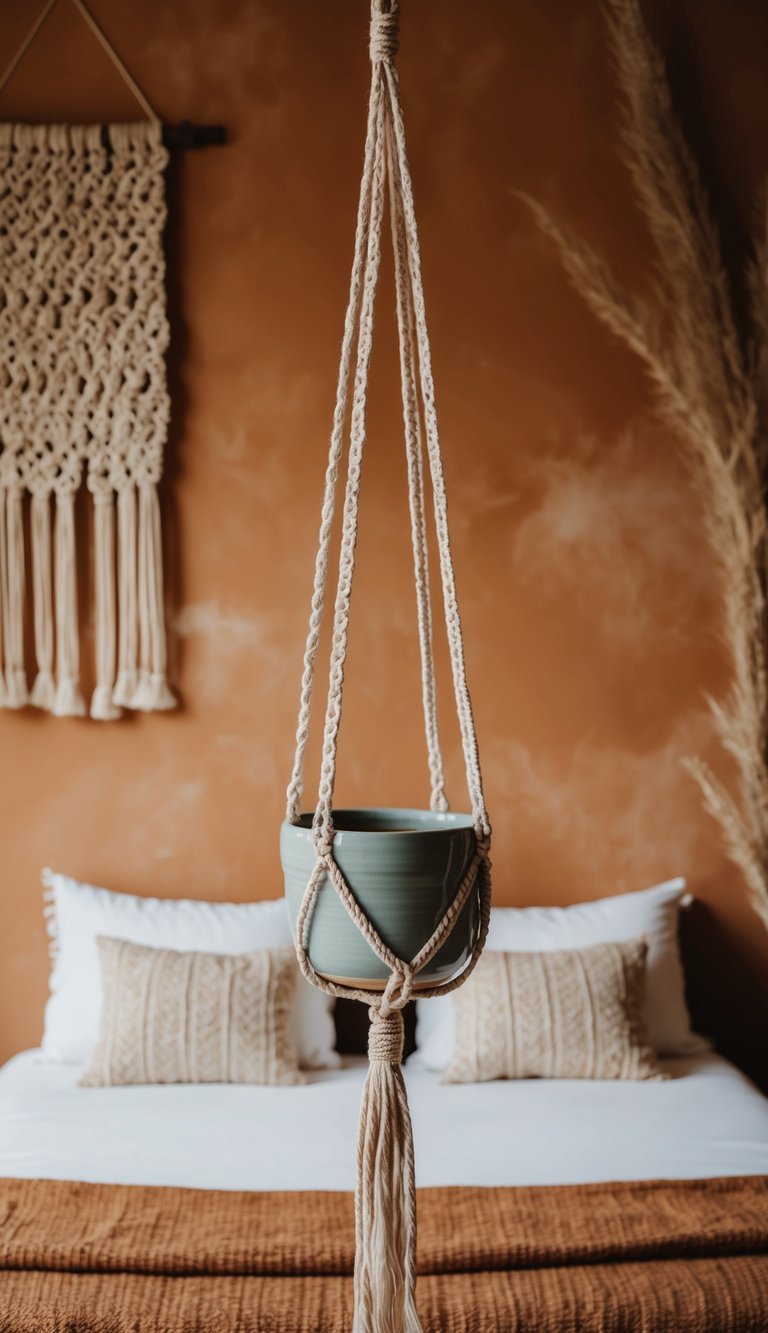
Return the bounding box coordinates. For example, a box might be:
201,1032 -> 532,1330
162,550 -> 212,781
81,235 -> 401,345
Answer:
81,938 -> 304,1087
41,874 -> 340,1071
444,937 -> 663,1083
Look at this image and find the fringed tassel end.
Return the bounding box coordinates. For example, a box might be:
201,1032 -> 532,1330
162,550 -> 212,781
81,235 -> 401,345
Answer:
137,481 -> 176,713
31,493 -> 54,712
90,684 -> 121,721
149,674 -> 176,710
353,1008 -> 422,1333
113,670 -> 138,708
3,489 -> 28,708
4,667 -> 28,708
91,493 -> 122,720
114,487 -> 139,710
0,481 -> 174,718
130,670 -> 153,710
131,669 -> 176,711
0,488 -> 6,709
53,676 -> 86,718
30,670 -> 56,710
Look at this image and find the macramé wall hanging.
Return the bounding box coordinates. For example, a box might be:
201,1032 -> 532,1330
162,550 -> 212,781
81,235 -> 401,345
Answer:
0,0 -> 224,720
0,116 -> 173,720
280,3 -> 492,1331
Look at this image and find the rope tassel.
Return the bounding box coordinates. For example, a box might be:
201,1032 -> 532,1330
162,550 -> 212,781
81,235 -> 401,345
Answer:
91,492 -> 121,720
354,1009 -> 421,1333
0,489 -> 6,708
30,493 -> 55,710
133,481 -> 175,711
3,488 -> 27,707
53,492 -> 85,717
113,486 -> 138,707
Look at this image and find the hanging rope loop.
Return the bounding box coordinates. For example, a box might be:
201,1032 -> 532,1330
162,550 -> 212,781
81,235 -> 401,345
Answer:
287,0 -> 493,1009
370,1 -> 400,65
380,964 -> 414,1014
285,4 -> 491,1327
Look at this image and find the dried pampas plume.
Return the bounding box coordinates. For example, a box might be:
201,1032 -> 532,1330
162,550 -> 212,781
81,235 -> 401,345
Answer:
523,0 -> 768,930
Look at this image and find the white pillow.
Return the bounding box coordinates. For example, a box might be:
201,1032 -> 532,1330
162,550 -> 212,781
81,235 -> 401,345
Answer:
41,871 -> 340,1070
414,879 -> 707,1068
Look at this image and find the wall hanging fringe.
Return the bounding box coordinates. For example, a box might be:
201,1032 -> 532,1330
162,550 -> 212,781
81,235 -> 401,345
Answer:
91,493 -> 119,721
4,488 -> 27,708
0,120 -> 176,718
30,493 -> 55,709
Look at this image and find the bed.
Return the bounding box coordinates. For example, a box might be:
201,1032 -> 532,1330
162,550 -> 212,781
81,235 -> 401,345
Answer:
1,1047 -> 767,1331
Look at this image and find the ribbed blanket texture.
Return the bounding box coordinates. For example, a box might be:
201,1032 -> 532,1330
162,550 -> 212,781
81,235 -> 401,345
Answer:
1,1175 -> 766,1331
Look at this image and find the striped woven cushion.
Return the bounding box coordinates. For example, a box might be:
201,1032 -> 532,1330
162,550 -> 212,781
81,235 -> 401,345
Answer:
445,937 -> 663,1083
81,937 -> 304,1086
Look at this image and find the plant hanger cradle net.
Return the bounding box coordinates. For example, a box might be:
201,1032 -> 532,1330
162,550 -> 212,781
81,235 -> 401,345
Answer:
283,3 -> 492,1330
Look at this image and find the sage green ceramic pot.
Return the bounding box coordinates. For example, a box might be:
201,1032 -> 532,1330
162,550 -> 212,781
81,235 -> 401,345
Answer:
281,808 -> 480,990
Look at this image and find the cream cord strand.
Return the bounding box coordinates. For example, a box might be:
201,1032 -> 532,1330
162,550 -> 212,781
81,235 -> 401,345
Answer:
0,491 -> 6,706
386,118 -> 447,814
30,493 -> 55,710
91,492 -> 120,720
53,492 -> 85,716
4,489 -> 27,706
113,486 -> 138,708
384,58 -> 490,836
285,69 -> 383,824
313,82 -> 389,848
0,0 -> 159,121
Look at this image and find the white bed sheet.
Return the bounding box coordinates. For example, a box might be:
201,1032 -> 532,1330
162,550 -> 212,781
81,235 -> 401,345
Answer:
0,1050 -> 766,1191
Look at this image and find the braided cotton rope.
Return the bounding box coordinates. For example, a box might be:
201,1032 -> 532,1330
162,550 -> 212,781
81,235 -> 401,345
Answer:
386,121 -> 448,817
285,5 -> 492,1331
0,0 -> 159,121
284,69 -> 383,823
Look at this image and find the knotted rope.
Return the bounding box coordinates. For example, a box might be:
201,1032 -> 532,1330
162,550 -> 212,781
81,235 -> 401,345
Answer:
369,7 -> 400,64
0,120 -> 174,718
286,4 -> 492,1330
0,4 -> 172,720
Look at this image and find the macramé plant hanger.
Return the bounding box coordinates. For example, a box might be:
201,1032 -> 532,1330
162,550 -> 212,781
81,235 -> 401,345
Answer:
280,3 -> 492,1329
0,0 -> 191,719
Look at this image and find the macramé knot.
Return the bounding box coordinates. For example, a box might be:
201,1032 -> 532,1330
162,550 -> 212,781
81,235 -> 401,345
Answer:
368,1007 -> 405,1063
369,8 -> 399,65
314,834 -> 333,860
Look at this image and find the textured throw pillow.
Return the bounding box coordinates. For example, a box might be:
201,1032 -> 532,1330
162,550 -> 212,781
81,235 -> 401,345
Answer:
81,939 -> 304,1087
415,878 -> 706,1069
444,938 -> 663,1084
41,872 -> 340,1069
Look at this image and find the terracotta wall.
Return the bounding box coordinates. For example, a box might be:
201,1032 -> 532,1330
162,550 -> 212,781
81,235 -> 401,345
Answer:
1,0 -> 767,1075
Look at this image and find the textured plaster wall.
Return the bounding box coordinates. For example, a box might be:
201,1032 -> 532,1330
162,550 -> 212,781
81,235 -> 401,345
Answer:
0,0 -> 767,1073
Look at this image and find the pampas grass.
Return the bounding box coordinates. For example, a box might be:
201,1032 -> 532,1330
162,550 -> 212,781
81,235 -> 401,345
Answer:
524,0 -> 768,930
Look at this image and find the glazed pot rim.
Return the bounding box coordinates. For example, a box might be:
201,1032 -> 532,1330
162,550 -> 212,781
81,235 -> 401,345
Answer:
282,807 -> 475,836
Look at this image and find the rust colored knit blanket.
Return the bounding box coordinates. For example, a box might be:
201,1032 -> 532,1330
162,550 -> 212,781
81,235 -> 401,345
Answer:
1,1175 -> 767,1331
